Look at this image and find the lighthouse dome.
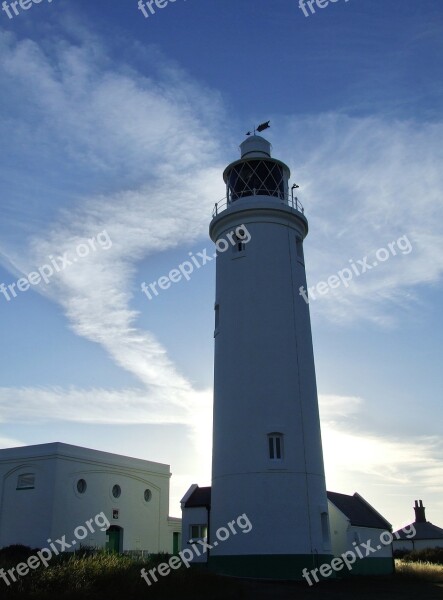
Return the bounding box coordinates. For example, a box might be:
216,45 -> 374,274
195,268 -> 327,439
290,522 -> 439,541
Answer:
240,135 -> 271,159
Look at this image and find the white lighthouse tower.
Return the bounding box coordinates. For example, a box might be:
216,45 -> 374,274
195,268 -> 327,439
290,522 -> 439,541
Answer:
208,134 -> 331,579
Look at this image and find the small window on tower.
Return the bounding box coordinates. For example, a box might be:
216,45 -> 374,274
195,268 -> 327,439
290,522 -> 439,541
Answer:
232,237 -> 246,255
231,228 -> 247,257
321,512 -> 330,549
296,237 -> 304,265
214,303 -> 220,337
268,433 -> 284,461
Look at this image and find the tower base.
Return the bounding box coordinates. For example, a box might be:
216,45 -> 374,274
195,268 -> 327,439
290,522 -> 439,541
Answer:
209,553 -> 334,581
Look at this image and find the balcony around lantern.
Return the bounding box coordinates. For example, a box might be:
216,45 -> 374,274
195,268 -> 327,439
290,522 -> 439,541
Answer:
212,191 -> 305,219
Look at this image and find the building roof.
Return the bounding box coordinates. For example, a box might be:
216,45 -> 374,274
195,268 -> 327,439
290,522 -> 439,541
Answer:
0,442 -> 170,474
327,491 -> 392,530
183,486 -> 211,508
394,521 -> 443,540
181,486 -> 392,530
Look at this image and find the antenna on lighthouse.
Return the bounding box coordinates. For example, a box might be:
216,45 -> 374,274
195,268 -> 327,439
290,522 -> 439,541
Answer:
246,120 -> 271,136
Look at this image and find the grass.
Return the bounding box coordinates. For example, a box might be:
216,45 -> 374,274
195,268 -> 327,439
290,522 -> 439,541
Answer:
396,558 -> 443,582
1,549 -> 443,599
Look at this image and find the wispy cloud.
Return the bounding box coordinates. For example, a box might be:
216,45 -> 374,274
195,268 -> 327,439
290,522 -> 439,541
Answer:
279,115 -> 443,325
320,394 -> 443,527
0,29 -> 224,401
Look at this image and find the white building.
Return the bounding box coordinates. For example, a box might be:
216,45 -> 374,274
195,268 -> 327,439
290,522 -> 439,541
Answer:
0,442 -> 181,554
180,485 -> 211,564
184,133 -> 332,579
393,500 -> 443,553
327,491 -> 394,575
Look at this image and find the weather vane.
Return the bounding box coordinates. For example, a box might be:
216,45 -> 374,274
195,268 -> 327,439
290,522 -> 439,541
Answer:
246,120 -> 270,136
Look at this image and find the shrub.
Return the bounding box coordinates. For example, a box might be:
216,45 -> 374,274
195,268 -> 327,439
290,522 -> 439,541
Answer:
400,547 -> 443,565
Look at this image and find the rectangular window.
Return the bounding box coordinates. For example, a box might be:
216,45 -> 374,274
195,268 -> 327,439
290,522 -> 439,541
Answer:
296,237 -> 305,265
268,434 -> 283,460
231,241 -> 246,259
190,525 -> 208,540
16,473 -> 35,490
321,512 -> 330,548
214,303 -> 220,337
268,436 -> 275,459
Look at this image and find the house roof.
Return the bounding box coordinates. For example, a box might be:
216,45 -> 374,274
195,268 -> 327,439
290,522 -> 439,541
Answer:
0,442 -> 170,473
393,521 -> 443,540
182,486 -> 392,530
183,486 -> 211,508
327,491 -> 392,530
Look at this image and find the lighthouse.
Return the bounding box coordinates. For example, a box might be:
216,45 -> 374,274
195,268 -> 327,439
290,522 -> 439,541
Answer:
208,134 -> 332,579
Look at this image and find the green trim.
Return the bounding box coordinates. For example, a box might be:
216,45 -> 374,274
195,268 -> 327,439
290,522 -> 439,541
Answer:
339,557 -> 394,576
209,554 -> 333,580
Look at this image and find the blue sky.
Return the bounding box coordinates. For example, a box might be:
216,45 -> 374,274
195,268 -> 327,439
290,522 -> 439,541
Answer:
0,0 -> 442,528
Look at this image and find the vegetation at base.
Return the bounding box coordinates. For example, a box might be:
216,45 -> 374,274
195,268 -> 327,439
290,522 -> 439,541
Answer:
394,547 -> 443,565
0,546 -> 443,600
0,547 -> 237,600
395,549 -> 443,584
395,559 -> 443,583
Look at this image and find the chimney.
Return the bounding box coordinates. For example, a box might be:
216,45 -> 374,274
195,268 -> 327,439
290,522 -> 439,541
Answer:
414,500 -> 426,523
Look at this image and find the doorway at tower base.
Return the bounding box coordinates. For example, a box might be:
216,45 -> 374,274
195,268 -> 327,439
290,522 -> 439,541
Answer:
208,554 -> 334,580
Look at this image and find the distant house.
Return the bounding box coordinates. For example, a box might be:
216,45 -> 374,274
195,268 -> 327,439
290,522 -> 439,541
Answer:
327,491 -> 394,575
393,500 -> 443,553
0,443 -> 181,554
181,485 -> 393,576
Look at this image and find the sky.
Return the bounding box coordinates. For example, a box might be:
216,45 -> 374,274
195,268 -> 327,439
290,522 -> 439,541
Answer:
0,0 -> 442,529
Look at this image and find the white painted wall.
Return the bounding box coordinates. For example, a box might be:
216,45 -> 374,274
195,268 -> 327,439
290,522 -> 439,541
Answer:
393,538 -> 443,552
0,443 -> 181,553
328,501 -> 392,559
181,505 -> 209,564
209,169 -> 330,558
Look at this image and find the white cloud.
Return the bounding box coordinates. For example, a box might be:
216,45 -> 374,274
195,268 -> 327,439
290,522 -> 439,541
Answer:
319,394 -> 443,528
0,437 -> 25,450
278,115 -> 443,325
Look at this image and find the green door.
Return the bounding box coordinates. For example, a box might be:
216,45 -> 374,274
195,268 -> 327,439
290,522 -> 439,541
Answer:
106,527 -> 121,553
173,532 -> 180,554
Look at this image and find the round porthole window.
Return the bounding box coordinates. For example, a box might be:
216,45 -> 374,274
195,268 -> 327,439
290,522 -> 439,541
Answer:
77,479 -> 87,494
112,484 -> 121,499
144,489 -> 152,503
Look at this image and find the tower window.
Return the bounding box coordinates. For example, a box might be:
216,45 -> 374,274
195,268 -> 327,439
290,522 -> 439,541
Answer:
231,240 -> 246,258
17,473 -> 35,490
268,433 -> 284,460
296,237 -> 304,265
321,512 -> 330,549
214,303 -> 220,336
